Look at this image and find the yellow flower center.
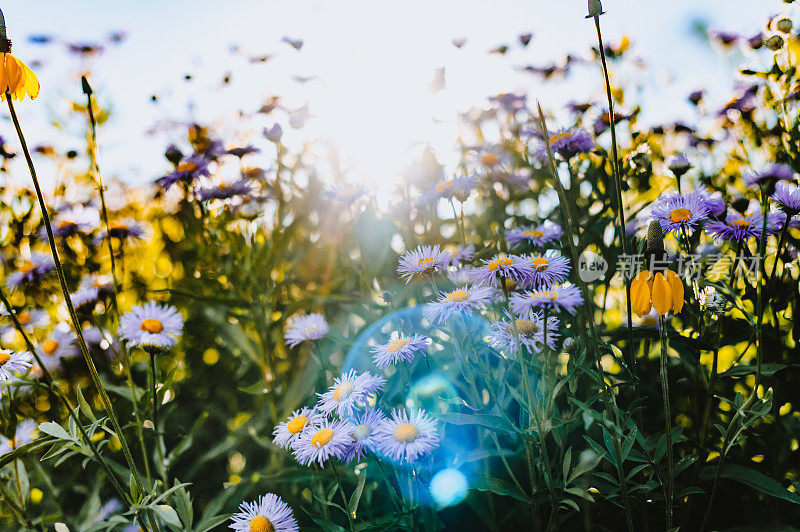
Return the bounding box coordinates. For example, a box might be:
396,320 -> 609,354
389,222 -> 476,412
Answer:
480,153 -> 499,166
550,131 -> 573,143
387,337 -> 411,352
447,289 -> 469,302
58,220 -> 76,230
249,515 -> 274,532
436,181 -> 453,193
19,261 -> 34,274
731,220 -> 751,229
110,223 -> 129,232
669,208 -> 693,223
0,352 -> 11,367
287,415 -> 308,434
333,382 -> 354,402
417,257 -> 435,269
311,428 -> 335,447
17,310 -> 31,325
513,319 -> 540,337
532,291 -> 558,301
488,255 -> 513,272
394,423 -> 419,443
178,161 -> 198,172
530,257 -> 549,271
140,318 -> 164,334
522,229 -> 544,238
42,340 -> 59,355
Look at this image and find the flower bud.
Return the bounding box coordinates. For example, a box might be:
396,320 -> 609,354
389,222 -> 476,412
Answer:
586,0 -> 604,18
766,35 -> 785,51
665,153 -> 691,177
776,18 -> 793,34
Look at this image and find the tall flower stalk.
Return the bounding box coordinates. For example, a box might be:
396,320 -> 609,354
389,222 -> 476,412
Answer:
658,314 -> 674,529
587,2 -> 635,371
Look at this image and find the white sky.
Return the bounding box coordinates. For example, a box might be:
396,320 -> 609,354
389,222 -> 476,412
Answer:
0,0 -> 788,191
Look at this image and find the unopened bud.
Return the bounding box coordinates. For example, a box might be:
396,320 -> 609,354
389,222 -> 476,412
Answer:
586,0 -> 604,18
646,220 -> 665,256
776,18 -> 793,34
766,35 -> 785,51
665,153 -> 691,177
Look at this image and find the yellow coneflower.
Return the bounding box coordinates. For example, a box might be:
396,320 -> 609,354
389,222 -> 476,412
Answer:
0,53 -> 38,101
631,270 -> 684,317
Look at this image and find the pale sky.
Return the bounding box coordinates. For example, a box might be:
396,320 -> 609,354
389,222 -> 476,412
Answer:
0,0 -> 788,191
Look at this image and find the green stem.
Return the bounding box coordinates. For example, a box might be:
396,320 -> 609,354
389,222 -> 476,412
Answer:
592,15 -> 633,363
331,462 -> 355,531
85,81 -> 152,488
659,315 -> 674,529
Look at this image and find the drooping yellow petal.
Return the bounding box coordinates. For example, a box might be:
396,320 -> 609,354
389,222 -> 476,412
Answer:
666,270 -> 684,314
0,54 -> 39,102
651,272 -> 672,316
631,271 -> 652,318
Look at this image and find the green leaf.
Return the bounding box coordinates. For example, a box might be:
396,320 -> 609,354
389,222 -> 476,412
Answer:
38,422 -> 73,441
699,464 -> 800,505
718,363 -> 796,378
153,504 -> 182,528
348,468 -> 368,517
471,476 -> 530,503
76,386 -> 97,422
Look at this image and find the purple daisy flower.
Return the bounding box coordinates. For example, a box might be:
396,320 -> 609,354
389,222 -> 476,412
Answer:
371,333 -> 430,370
743,163 -> 795,188
229,493 -> 299,532
421,174 -> 477,203
444,244 -> 475,267
6,253 -> 55,291
510,283 -> 584,316
226,145 -> 260,158
292,419 -> 354,467
521,250 -> 571,289
42,206 -> 99,239
93,220 -> 147,245
506,222 -> 562,248
156,154 -> 212,189
535,128 -> 594,161
705,211 -> 765,242
650,188 -> 710,235
196,178 -> 252,201
343,408 -> 387,463
70,275 -> 114,310
469,253 -> 534,287
317,369 -> 386,418
284,313 -> 329,348
468,145 -> 512,174
0,349 -> 33,381
263,124 -> 283,143
118,302 -> 184,349
774,182 -> 800,215
374,409 -> 440,463
0,420 -> 38,455
486,312 -> 560,356
424,285 -> 494,325
0,307 -> 49,334
397,245 -> 451,283
37,328 -> 79,370
272,407 -> 325,450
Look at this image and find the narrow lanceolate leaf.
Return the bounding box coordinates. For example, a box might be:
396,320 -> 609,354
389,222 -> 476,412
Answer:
699,464 -> 800,505
348,467 -> 368,516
